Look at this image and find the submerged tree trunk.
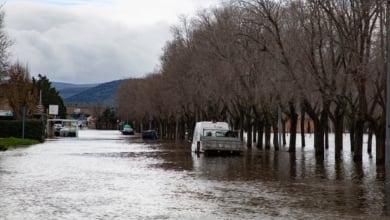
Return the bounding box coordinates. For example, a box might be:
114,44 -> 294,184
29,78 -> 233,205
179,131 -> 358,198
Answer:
323,103 -> 329,150
253,120 -> 257,144
353,114 -> 364,162
257,121 -> 264,149
303,99 -> 324,159
282,119 -> 287,146
240,115 -> 244,142
301,109 -> 306,147
349,114 -> 356,153
375,121 -> 385,164
314,122 -> 325,158
175,116 -> 179,140
265,118 -> 271,150
333,106 -> 344,159
324,119 -> 329,150
247,118 -> 253,148
272,116 -> 279,151
288,101 -> 298,152
159,121 -> 163,140
367,127 -> 373,156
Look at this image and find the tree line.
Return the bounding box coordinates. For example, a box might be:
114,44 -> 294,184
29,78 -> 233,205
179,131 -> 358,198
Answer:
118,0 -> 387,163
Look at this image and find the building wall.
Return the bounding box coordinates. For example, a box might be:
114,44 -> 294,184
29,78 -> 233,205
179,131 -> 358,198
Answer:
284,116 -> 315,133
65,103 -> 93,117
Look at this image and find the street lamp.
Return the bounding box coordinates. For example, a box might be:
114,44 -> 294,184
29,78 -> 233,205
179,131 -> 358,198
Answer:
386,0 -> 390,165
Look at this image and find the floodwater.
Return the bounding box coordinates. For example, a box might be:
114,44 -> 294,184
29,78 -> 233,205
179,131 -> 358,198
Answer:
0,130 -> 389,219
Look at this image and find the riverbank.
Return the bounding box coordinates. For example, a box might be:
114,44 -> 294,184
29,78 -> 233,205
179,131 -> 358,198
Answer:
0,137 -> 39,151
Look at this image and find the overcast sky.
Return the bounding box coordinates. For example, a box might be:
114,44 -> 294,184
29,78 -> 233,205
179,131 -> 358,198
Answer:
4,0 -> 220,84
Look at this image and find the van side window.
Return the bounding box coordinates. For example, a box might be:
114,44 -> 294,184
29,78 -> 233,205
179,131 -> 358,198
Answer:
207,131 -> 212,136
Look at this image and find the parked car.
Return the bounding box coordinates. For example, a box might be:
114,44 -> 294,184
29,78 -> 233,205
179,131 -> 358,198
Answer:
53,124 -> 62,136
142,130 -> 158,140
59,121 -> 78,137
121,124 -> 134,135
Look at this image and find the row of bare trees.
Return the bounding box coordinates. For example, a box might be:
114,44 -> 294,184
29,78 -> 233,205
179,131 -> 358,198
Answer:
117,0 -> 388,163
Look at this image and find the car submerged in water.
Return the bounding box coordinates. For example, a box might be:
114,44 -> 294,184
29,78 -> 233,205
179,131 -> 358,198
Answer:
121,124 -> 134,135
142,130 -> 158,140
59,121 -> 78,137
53,124 -> 62,136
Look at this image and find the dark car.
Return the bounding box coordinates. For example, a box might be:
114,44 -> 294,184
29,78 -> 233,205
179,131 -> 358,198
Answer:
142,130 -> 158,140
53,124 -> 62,136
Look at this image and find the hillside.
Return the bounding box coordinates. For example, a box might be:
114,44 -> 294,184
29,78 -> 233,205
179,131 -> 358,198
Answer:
53,82 -> 98,99
64,80 -> 124,107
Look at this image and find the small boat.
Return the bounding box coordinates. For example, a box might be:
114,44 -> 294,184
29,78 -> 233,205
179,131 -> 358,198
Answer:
142,130 -> 158,140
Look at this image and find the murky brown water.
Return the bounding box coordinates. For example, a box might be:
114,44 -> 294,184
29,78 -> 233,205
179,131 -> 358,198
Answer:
0,130 -> 389,219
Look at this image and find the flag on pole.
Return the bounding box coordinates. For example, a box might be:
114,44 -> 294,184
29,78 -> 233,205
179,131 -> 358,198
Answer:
35,104 -> 45,114
35,90 -> 44,114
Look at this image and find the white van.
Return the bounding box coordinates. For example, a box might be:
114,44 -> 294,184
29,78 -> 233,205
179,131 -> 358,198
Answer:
191,121 -> 242,154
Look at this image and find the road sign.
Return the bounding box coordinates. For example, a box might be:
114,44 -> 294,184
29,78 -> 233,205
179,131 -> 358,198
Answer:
49,105 -> 59,115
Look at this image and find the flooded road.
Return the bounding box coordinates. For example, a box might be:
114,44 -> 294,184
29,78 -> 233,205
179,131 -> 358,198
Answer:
0,130 -> 389,219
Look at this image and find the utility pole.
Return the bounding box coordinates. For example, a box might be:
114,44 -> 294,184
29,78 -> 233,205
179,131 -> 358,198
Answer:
22,106 -> 25,139
386,0 -> 390,165
278,104 -> 282,148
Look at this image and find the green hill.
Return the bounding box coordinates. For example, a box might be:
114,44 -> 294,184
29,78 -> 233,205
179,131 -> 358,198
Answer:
64,80 -> 124,107
53,82 -> 98,99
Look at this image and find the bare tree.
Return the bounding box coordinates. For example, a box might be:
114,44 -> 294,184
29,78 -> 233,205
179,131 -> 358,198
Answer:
4,63 -> 37,120
0,7 -> 12,82
116,0 -> 387,164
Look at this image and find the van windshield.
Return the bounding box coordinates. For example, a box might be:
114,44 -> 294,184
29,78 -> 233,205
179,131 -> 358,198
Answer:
215,131 -> 227,137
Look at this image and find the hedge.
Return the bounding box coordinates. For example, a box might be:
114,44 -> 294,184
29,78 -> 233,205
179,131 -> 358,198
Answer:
0,120 -> 45,142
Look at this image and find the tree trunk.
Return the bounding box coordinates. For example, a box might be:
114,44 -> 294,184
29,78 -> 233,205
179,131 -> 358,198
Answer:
282,120 -> 287,146
253,120 -> 257,144
334,106 -> 344,159
375,121 -> 385,164
247,119 -> 253,148
324,119 -> 329,150
240,115 -> 244,142
314,122 -> 324,158
159,121 -> 163,140
323,104 -> 329,150
301,109 -> 306,147
257,120 -> 264,149
353,114 -> 364,162
288,101 -> 298,152
349,114 -> 356,152
353,81 -> 367,162
175,116 -> 179,140
272,118 -> 279,151
265,118 -> 271,150
313,111 -> 326,159
367,127 -> 373,156
303,99 -> 324,159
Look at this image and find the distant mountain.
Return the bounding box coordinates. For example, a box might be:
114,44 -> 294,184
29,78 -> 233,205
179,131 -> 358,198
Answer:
53,82 -> 98,99
63,80 -> 124,107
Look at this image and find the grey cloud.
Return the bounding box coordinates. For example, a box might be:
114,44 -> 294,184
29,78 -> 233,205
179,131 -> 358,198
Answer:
5,2 -> 171,83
